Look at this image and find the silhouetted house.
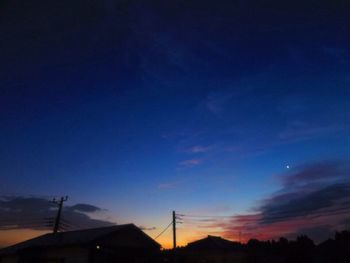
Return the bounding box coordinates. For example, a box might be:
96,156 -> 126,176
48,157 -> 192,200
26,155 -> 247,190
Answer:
187,235 -> 240,251
0,224 -> 160,263
173,236 -> 246,263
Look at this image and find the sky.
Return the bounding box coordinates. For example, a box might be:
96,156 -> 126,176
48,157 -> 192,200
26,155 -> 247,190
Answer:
1,0 -> 350,248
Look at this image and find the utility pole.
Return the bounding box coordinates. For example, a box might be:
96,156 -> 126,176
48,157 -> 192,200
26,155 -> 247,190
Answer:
52,196 -> 68,233
172,210 -> 176,249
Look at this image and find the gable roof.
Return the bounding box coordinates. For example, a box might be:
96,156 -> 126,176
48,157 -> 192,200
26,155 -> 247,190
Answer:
187,235 -> 240,250
0,224 -> 160,255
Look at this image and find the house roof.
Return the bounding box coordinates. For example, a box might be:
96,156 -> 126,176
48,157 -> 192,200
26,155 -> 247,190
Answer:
187,235 -> 240,250
0,224 -> 160,255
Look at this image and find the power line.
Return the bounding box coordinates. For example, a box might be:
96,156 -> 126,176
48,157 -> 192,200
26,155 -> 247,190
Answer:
154,222 -> 173,240
177,213 -> 234,218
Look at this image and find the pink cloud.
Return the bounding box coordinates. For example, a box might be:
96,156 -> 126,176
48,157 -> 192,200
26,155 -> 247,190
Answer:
185,145 -> 212,153
220,210 -> 350,243
179,158 -> 202,167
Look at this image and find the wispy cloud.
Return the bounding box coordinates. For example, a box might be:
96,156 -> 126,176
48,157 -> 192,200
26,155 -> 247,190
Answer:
278,121 -> 346,143
282,160 -> 349,186
203,91 -> 235,115
184,145 -> 213,154
188,205 -> 232,214
178,158 -> 202,168
139,225 -> 156,231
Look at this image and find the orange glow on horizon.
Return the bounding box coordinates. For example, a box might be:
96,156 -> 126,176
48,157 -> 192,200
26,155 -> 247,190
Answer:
152,225 -> 231,249
0,229 -> 49,248
2,214 -> 343,249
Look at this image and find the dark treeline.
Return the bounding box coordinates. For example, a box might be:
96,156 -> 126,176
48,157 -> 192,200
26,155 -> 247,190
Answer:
164,230 -> 350,263
245,231 -> 350,263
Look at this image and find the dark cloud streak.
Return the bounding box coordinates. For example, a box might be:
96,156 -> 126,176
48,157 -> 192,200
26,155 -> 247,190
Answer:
219,159 -> 350,242
0,196 -> 114,231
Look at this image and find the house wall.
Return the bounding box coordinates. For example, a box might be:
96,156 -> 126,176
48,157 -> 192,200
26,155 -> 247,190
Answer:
39,246 -> 89,263
1,246 -> 89,263
173,251 -> 248,263
90,228 -> 160,263
91,246 -> 161,263
0,255 -> 19,263
0,227 -> 160,263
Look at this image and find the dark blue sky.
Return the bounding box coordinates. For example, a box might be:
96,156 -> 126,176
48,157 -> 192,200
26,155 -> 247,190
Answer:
1,0 -> 350,246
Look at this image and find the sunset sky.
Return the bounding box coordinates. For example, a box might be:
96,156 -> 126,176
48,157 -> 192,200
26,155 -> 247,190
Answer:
1,0 -> 350,248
